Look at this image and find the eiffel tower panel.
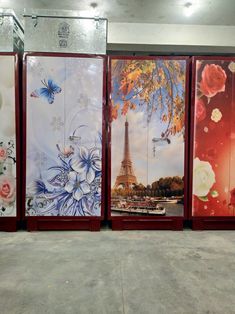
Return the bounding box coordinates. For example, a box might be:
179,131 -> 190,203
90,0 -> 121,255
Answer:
110,56 -> 189,221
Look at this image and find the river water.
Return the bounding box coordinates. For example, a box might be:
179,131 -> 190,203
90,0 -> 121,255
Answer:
111,202 -> 184,217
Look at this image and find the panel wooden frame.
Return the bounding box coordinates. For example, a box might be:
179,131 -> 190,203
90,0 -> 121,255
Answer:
0,52 -> 20,232
22,52 -> 107,231
189,56 -> 235,230
107,55 -> 190,230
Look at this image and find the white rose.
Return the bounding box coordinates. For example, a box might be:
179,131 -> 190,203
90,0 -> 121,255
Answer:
193,158 -> 215,197
211,108 -> 222,123
228,62 -> 235,73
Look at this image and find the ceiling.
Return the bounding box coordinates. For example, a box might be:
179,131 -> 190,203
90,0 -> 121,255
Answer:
1,0 -> 235,26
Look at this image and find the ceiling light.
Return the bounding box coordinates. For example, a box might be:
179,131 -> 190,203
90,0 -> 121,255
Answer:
184,2 -> 194,17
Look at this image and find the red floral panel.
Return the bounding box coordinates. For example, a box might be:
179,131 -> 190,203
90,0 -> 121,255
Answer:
192,59 -> 235,216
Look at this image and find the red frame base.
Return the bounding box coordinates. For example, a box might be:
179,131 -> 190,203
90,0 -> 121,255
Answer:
192,217 -> 235,230
111,217 -> 183,231
27,217 -> 101,231
0,218 -> 17,232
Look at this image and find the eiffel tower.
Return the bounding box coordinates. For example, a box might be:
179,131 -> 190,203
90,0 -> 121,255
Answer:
114,118 -> 137,189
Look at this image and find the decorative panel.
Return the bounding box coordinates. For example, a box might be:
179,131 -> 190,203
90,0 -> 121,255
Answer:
0,55 -> 17,217
192,58 -> 235,217
25,54 -> 105,217
109,57 -> 188,219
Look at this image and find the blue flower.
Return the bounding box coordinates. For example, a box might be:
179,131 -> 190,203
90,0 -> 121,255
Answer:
71,147 -> 101,184
64,171 -> 90,202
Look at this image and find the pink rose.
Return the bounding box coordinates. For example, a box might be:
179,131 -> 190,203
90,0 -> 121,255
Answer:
200,64 -> 227,98
0,147 -> 7,162
0,176 -> 15,204
195,98 -> 206,122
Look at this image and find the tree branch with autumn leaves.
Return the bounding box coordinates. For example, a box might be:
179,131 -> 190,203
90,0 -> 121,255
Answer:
111,59 -> 186,138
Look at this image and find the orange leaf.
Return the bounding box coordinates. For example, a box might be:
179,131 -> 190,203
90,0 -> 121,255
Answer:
111,103 -> 120,121
120,79 -> 134,96
130,103 -> 136,110
127,68 -> 141,82
162,114 -> 167,122
121,101 -> 130,115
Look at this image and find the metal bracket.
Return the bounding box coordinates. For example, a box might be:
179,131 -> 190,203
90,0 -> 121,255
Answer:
32,15 -> 38,27
94,16 -> 100,29
0,14 -> 3,26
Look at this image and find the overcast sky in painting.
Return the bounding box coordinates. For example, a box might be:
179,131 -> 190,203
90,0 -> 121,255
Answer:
111,109 -> 185,187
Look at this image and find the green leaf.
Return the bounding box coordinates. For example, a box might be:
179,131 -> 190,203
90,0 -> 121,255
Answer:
198,196 -> 208,202
211,190 -> 219,198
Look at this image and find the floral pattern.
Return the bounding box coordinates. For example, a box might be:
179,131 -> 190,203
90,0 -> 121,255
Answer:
193,158 -> 215,199
0,55 -> 16,217
199,64 -> 227,98
27,137 -> 102,216
71,147 -> 101,184
0,175 -> 16,205
192,59 -> 235,216
211,108 -> 222,123
26,56 -> 103,216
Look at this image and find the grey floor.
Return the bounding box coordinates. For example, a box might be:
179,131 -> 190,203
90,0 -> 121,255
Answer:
0,229 -> 235,314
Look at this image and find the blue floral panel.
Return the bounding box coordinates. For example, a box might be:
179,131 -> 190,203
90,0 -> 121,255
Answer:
26,55 -> 104,217
0,55 -> 17,217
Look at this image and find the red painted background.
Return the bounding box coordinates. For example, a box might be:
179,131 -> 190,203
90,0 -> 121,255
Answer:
193,59 -> 235,216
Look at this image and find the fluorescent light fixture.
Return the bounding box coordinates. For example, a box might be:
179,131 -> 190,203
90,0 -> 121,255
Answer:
79,10 -> 94,18
184,2 -> 194,17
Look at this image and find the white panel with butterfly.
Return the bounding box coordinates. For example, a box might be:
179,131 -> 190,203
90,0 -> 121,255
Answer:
25,54 -> 104,217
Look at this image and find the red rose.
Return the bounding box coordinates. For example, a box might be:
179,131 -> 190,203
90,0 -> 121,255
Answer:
200,64 -> 227,98
195,98 -> 206,122
230,188 -> 235,206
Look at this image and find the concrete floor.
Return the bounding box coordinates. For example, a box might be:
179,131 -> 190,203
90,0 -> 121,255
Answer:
0,230 -> 235,314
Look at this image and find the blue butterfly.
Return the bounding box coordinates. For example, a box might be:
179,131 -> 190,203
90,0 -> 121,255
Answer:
30,79 -> 62,104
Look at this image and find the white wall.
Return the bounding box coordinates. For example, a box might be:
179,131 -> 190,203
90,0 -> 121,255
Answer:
108,23 -> 235,53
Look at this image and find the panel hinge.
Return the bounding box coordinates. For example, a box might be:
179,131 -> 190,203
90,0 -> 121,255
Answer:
32,14 -> 38,27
